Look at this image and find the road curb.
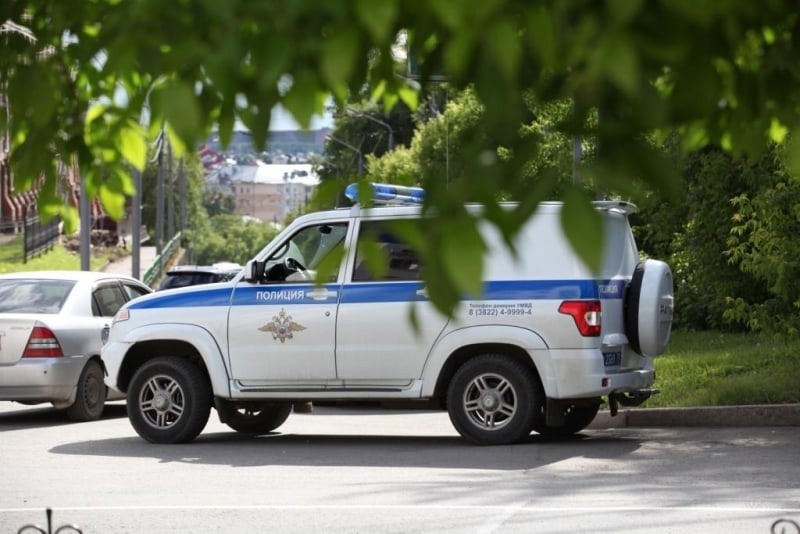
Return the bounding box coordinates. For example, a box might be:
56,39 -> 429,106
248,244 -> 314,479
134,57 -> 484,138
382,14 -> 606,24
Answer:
589,404 -> 800,429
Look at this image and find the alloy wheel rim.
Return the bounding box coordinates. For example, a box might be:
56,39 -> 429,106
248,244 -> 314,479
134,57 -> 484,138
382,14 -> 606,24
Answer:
462,372 -> 517,430
138,374 -> 185,429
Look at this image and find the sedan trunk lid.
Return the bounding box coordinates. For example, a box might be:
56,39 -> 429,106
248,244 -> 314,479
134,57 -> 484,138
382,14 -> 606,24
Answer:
0,317 -> 38,365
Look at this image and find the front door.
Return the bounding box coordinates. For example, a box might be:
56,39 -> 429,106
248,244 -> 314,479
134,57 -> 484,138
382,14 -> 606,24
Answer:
227,222 -> 349,382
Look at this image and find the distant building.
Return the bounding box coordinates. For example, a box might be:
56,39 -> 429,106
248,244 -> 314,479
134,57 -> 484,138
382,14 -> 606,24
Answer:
1,22 -> 105,236
220,163 -> 319,225
1,113 -> 99,235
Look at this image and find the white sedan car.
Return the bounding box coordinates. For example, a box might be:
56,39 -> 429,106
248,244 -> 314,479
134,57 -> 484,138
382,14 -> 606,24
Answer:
0,271 -> 152,421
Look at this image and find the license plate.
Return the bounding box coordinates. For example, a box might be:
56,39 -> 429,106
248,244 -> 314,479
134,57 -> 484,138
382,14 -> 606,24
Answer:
603,351 -> 622,367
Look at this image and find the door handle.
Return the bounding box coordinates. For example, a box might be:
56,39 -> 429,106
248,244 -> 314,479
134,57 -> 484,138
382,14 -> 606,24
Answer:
307,288 -> 337,301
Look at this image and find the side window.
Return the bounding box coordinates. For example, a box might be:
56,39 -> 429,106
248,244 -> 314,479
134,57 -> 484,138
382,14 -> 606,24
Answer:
264,222 -> 348,283
352,221 -> 421,282
122,282 -> 150,301
93,284 -> 127,317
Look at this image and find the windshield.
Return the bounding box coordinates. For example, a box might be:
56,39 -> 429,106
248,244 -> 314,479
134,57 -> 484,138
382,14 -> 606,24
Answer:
261,223 -> 348,282
265,223 -> 348,271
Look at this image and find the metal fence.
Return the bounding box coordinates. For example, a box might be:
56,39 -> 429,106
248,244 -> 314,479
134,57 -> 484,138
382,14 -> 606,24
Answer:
142,231 -> 182,287
23,215 -> 60,262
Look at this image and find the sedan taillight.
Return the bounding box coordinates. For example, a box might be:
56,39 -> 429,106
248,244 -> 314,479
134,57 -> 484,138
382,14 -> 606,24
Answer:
22,324 -> 64,358
558,300 -> 602,337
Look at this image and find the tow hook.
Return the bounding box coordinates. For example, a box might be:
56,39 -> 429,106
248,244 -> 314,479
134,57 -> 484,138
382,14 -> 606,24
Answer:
608,389 -> 660,416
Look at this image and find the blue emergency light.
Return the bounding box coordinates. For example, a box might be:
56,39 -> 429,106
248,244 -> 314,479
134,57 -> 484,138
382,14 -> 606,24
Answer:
344,183 -> 426,205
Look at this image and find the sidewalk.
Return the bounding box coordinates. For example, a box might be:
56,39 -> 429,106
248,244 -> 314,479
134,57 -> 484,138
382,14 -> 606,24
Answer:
373,400 -> 800,428
100,246 -> 158,281
589,403 -> 800,429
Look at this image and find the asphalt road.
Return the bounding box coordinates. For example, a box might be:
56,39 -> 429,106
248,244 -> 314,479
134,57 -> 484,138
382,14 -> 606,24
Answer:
1,402 -> 798,533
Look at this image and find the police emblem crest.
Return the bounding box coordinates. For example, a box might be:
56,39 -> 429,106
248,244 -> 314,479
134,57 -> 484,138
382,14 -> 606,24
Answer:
258,309 -> 307,343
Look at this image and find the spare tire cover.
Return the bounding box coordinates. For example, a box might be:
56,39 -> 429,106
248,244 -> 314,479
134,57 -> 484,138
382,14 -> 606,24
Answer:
624,259 -> 674,356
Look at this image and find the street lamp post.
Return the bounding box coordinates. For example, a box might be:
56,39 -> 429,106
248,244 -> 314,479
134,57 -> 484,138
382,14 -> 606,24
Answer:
346,107 -> 394,151
326,136 -> 364,176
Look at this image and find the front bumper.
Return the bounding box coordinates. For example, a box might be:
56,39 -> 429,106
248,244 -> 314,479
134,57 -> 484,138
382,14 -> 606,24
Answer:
101,341 -> 128,393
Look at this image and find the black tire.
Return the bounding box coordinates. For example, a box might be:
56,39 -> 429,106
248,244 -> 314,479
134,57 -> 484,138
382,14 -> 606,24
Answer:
624,259 -> 674,356
446,354 -> 541,445
624,262 -> 646,355
127,357 -> 212,444
531,402 -> 600,437
216,401 -> 292,434
66,359 -> 106,422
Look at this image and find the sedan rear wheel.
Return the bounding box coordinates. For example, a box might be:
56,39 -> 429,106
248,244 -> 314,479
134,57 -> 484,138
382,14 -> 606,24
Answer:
66,359 -> 106,422
127,357 -> 211,444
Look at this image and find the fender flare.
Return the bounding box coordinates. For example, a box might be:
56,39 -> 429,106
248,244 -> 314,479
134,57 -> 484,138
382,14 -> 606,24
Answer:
420,325 -> 556,397
121,322 -> 231,398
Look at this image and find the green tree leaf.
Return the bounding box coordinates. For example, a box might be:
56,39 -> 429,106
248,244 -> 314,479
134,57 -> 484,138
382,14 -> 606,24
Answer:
321,27 -> 360,87
487,17 -> 520,82
355,0 -> 397,44
594,33 -> 640,97
118,121 -> 147,171
441,218 -> 485,297
560,187 -> 603,274
150,82 -> 201,150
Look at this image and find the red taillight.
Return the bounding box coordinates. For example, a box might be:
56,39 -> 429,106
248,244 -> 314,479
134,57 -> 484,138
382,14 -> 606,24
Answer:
22,324 -> 64,358
558,300 -> 602,337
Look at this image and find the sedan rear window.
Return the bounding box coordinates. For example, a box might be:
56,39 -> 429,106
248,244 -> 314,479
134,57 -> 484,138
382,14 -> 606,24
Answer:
0,279 -> 75,313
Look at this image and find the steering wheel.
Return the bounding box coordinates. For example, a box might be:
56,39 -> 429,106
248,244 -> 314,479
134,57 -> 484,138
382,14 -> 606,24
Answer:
284,257 -> 307,273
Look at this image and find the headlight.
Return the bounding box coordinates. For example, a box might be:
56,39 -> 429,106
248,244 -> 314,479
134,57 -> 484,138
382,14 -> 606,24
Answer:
114,308 -> 130,323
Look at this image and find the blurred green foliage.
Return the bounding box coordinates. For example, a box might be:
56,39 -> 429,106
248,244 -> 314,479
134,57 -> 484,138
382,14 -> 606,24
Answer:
4,1 -> 800,316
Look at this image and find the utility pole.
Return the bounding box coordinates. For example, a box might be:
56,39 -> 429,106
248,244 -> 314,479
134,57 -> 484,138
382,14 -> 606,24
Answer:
178,158 -> 186,232
79,174 -> 90,271
155,129 -> 164,258
132,168 -> 141,280
167,140 -> 174,239
346,107 -> 394,152
327,136 -> 364,176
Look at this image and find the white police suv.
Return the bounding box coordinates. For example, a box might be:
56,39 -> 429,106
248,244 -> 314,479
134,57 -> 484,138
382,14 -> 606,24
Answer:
103,184 -> 673,445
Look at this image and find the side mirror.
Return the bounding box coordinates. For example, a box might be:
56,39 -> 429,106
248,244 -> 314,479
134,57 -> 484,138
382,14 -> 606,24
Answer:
245,259 -> 266,283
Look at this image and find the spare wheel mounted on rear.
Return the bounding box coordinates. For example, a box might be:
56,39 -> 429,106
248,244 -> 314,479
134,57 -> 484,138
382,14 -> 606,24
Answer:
624,259 -> 674,357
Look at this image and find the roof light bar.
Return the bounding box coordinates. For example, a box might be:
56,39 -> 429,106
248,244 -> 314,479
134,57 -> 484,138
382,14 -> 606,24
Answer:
345,183 -> 425,206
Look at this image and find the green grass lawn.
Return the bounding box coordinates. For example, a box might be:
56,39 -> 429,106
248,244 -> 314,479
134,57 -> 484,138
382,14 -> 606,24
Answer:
648,329 -> 800,407
0,234 -> 125,273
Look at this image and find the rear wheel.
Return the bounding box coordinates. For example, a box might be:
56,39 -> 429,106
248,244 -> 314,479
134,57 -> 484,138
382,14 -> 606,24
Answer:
447,354 -> 541,445
216,401 -> 292,434
127,357 -> 212,444
66,359 -> 106,422
531,402 -> 600,437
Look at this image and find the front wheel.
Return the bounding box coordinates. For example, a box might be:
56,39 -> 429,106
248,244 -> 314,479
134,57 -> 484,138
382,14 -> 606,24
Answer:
127,357 -> 212,444
216,401 -> 292,434
66,359 -> 106,422
447,354 -> 542,445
